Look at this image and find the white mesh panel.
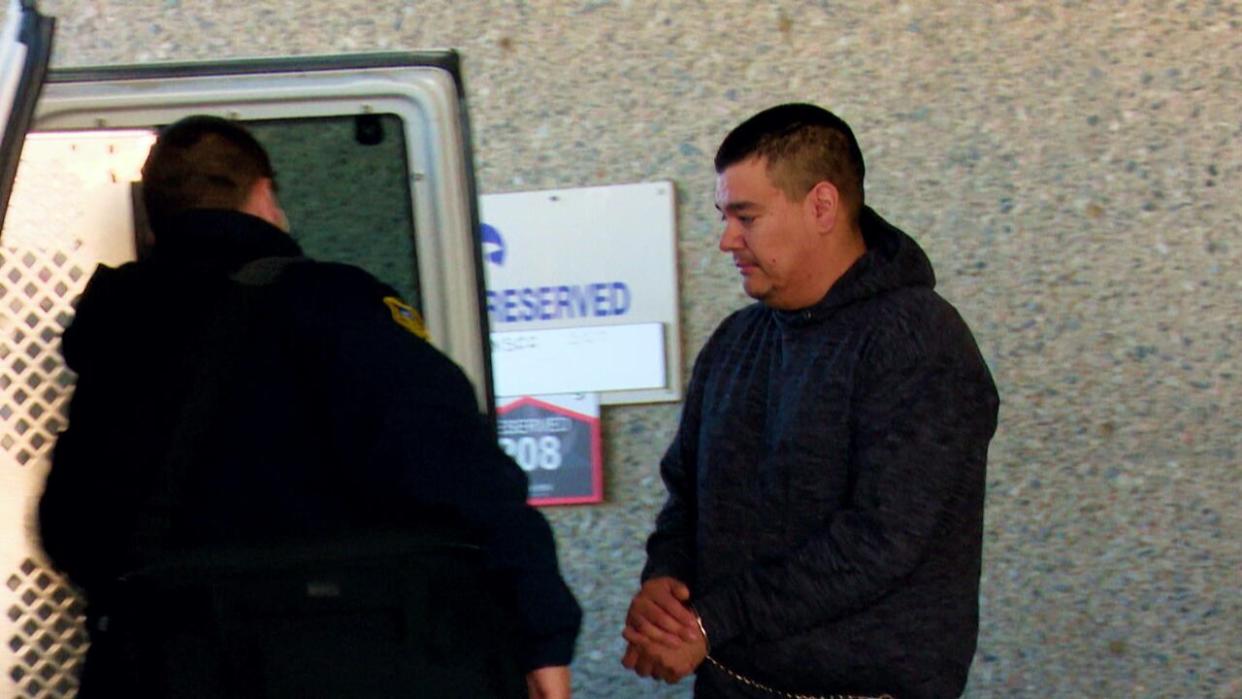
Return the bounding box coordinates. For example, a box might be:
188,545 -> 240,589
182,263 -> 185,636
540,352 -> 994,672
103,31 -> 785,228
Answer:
0,249 -> 80,467
0,245 -> 90,699
1,131 -> 152,698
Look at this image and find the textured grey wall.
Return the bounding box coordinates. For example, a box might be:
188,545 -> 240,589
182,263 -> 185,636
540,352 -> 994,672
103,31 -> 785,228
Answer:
29,2 -> 1241,697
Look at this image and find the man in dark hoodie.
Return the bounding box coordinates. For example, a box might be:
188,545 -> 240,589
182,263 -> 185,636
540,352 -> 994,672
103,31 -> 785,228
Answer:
621,104 -> 999,698
39,115 -> 579,698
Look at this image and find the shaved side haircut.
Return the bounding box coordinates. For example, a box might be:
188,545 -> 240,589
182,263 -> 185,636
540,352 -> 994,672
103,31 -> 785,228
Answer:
715,103 -> 866,223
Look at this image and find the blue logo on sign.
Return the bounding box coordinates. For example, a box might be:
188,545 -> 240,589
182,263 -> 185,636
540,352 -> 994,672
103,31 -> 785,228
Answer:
481,223 -> 506,266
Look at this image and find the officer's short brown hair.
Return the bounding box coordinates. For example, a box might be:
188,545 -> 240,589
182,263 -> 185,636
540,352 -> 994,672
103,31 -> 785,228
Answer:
141,115 -> 275,235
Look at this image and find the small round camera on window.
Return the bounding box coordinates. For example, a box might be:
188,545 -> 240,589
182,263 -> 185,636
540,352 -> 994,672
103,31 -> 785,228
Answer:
355,114 -> 385,146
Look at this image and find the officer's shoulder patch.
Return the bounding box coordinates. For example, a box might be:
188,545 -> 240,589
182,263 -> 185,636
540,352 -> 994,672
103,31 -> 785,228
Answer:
382,296 -> 429,339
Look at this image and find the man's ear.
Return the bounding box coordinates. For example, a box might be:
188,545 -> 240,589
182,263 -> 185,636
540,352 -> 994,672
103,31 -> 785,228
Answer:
806,180 -> 840,232
241,177 -> 289,232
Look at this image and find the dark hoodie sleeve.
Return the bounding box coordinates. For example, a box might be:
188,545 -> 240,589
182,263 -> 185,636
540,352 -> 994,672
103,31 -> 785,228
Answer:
290,263 -> 581,670
640,329 -> 719,587
38,265 -> 147,589
693,306 -> 999,648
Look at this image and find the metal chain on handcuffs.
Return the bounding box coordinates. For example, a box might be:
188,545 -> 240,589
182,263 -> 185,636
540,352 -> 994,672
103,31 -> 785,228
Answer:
697,615 -> 894,699
705,656 -> 894,699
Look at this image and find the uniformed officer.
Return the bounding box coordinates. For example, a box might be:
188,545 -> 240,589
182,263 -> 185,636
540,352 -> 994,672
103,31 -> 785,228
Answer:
39,115 -> 580,698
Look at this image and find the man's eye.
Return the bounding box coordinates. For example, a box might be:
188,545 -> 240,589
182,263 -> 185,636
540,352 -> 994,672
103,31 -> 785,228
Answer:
738,216 -> 755,225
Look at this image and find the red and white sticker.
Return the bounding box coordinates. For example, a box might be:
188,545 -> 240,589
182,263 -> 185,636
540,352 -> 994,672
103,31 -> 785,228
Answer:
497,393 -> 603,506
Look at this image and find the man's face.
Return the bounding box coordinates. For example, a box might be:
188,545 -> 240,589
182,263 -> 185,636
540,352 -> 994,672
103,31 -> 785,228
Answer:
716,157 -> 819,309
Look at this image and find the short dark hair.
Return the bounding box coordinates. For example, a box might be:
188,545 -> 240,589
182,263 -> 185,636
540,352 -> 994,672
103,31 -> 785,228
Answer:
141,115 -> 275,233
715,103 -> 865,221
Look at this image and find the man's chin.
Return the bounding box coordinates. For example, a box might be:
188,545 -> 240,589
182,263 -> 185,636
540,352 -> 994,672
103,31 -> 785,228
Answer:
742,281 -> 769,302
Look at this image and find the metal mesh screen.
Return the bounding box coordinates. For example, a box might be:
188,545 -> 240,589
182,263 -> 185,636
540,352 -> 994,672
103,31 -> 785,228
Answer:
6,558 -> 85,698
0,249 -> 80,467
0,131 -> 153,698
0,246 -> 91,698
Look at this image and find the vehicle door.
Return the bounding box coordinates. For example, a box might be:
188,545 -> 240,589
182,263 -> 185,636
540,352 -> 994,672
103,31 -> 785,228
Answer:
0,2 -> 492,695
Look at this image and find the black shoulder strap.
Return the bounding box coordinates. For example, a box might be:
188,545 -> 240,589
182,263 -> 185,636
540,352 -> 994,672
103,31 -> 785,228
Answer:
126,256 -> 304,565
230,255 -> 306,287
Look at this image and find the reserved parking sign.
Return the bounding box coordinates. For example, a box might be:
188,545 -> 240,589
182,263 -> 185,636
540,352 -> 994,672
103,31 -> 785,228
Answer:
480,181 -> 681,406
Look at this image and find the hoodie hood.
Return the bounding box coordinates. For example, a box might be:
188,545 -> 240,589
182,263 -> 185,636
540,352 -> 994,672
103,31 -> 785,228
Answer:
61,209 -> 303,373
151,208 -> 302,274
775,206 -> 936,326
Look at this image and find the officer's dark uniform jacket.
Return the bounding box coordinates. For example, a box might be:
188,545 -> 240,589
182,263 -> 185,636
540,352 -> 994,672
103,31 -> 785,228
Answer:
39,209 -> 580,693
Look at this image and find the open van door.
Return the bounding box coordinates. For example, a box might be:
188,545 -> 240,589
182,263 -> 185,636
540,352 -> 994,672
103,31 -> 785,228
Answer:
0,2 -> 495,695
0,0 -> 53,230
0,3 -> 68,697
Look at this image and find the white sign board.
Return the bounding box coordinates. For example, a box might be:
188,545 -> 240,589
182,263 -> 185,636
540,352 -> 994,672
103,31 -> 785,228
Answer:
480,182 -> 681,404
491,323 -> 665,397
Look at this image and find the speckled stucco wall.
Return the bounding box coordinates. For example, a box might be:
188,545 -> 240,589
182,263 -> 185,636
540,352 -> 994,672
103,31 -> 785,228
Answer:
22,2 -> 1241,697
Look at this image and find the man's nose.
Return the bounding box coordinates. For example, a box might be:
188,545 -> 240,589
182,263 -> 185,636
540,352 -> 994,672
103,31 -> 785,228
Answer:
718,221 -> 740,252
